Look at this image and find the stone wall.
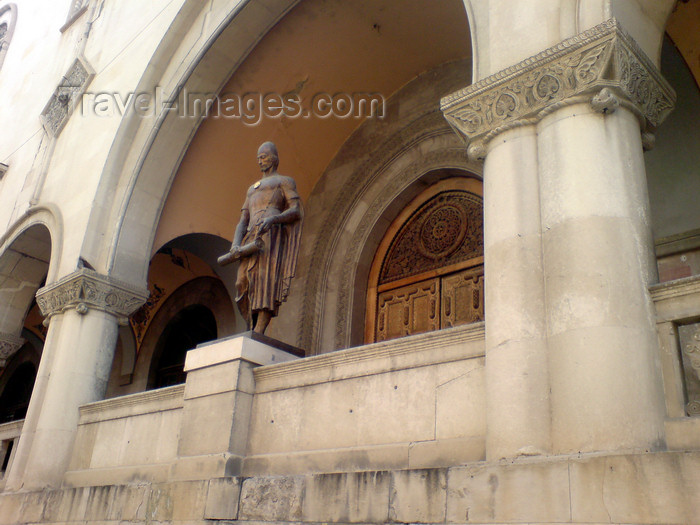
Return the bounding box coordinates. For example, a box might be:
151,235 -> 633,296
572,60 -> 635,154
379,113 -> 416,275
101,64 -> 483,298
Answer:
245,323 -> 486,475
64,385 -> 184,487
0,451 -> 698,524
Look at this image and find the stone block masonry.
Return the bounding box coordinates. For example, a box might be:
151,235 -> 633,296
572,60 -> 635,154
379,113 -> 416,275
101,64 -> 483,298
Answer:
1,451 -> 698,525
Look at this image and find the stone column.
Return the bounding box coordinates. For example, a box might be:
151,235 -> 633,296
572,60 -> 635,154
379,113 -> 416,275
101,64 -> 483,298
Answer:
538,99 -> 665,453
442,19 -> 675,457
481,125 -> 550,459
5,269 -> 147,490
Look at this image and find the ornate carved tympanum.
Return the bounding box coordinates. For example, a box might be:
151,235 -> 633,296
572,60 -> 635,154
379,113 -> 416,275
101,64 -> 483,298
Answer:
35,268 -> 149,324
441,18 -> 676,158
380,190 -> 483,286
367,178 -> 484,343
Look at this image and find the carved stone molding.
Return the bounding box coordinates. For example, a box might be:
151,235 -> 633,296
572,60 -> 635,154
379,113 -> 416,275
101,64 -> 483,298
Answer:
0,332 -> 24,367
35,269 -> 149,323
60,0 -> 89,32
688,400 -> 700,417
0,4 -> 17,73
40,56 -> 94,138
683,326 -> 700,382
441,19 -> 676,158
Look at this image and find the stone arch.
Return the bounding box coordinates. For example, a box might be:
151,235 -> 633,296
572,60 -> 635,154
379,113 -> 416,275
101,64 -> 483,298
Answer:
82,0 -> 303,285
125,276 -> 236,393
83,0 -> 475,293
78,0 -> 475,357
0,206 -> 59,366
0,205 -> 62,283
310,138 -> 482,352
282,60 -> 483,353
148,303 -> 217,389
0,3 -> 17,72
157,233 -> 245,332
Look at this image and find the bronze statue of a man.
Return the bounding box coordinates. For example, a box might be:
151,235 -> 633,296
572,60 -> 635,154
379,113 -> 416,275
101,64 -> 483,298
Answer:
218,142 -> 303,334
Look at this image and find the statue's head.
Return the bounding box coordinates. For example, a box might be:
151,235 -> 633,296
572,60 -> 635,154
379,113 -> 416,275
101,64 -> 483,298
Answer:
257,141 -> 279,172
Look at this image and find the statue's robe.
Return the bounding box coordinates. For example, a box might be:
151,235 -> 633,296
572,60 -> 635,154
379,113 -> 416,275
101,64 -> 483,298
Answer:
235,174 -> 303,327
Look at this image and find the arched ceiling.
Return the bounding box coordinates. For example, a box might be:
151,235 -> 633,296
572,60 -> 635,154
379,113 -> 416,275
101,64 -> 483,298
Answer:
152,0 -> 471,253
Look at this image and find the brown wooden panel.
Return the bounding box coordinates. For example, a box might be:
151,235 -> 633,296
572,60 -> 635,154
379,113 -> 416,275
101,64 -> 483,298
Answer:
441,266 -> 484,328
376,278 -> 439,342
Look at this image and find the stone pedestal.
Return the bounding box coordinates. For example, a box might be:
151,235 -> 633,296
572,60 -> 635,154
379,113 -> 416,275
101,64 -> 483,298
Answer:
171,333 -> 298,480
442,19 -> 675,458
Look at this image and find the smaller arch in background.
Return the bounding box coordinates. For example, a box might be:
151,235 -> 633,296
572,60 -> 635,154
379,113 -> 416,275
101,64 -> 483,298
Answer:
149,304 -> 217,389
107,276 -> 235,396
0,218 -> 54,369
0,330 -> 42,423
0,205 -> 63,285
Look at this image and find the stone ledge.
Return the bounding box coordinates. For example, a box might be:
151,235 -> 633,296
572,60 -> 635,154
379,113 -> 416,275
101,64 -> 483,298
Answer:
244,437 -> 486,477
62,462 -> 172,488
241,450 -> 700,525
185,334 -> 299,372
78,384 -> 184,424
0,419 -> 23,439
665,417 -> 700,451
650,274 -> 700,322
254,322 -> 485,392
650,274 -> 700,301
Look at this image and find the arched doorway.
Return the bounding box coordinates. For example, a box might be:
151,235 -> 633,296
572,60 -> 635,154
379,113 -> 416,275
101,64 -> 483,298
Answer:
0,361 -> 36,423
111,273 -> 236,395
0,221 -> 52,412
366,176 -> 483,342
149,304 -> 217,388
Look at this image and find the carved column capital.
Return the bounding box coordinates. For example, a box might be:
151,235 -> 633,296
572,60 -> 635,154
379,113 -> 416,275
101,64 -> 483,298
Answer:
0,332 -> 25,368
441,18 -> 675,159
35,269 -> 149,324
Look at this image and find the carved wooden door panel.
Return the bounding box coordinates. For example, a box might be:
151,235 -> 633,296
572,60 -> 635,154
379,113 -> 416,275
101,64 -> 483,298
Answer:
366,178 -> 484,344
376,278 -> 439,341
441,267 -> 484,328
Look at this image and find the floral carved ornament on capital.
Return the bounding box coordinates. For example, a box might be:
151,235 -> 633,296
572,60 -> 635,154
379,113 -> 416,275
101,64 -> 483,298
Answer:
35,268 -> 149,325
0,333 -> 25,368
441,18 -> 676,160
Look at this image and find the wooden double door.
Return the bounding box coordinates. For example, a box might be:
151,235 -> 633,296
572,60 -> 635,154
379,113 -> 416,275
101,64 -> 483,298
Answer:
366,177 -> 484,343
375,264 -> 483,341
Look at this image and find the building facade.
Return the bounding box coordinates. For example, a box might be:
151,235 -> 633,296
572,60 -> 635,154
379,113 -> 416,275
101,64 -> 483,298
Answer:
0,0 -> 699,523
